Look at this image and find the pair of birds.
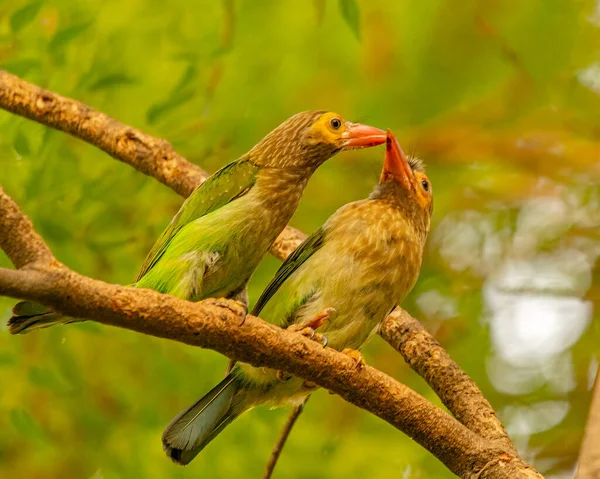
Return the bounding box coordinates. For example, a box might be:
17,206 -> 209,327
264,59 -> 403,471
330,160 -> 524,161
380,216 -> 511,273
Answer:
9,110 -> 433,465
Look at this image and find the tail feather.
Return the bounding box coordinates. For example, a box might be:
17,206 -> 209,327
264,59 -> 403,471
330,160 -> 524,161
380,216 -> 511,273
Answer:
8,301 -> 80,335
162,372 -> 243,465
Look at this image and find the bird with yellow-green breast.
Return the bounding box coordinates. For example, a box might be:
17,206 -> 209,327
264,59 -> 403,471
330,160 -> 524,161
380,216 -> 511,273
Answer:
9,111 -> 386,333
162,130 -> 433,465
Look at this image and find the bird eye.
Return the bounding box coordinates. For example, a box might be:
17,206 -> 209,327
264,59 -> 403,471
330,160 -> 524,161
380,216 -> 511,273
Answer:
421,179 -> 430,192
329,117 -> 342,130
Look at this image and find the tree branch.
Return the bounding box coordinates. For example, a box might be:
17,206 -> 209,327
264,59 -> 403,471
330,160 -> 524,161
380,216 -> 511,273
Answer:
576,365 -> 600,478
379,309 -> 516,453
0,187 -> 55,269
0,70 -> 207,197
0,70 -> 542,478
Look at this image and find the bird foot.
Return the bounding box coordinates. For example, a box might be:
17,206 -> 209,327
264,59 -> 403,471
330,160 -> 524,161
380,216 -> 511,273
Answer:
287,307 -> 336,348
304,307 -> 336,330
287,325 -> 328,348
276,308 -> 337,381
342,348 -> 366,370
276,370 -> 292,382
204,298 -> 248,325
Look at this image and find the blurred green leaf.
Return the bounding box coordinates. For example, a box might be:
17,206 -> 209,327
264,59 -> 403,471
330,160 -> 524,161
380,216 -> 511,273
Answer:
174,63 -> 198,92
49,22 -> 93,53
338,0 -> 360,40
146,64 -> 197,124
10,1 -> 43,33
88,73 -> 138,91
0,352 -> 15,367
13,131 -> 31,157
2,59 -> 41,76
9,409 -> 45,443
28,366 -> 72,392
147,90 -> 195,124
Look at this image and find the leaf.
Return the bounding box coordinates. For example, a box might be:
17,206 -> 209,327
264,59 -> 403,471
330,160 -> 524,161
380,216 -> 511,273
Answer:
28,367 -> 65,392
3,59 -> 41,76
339,0 -> 360,40
49,21 -> 93,53
88,73 -> 137,91
9,409 -> 45,443
10,1 -> 43,33
146,64 -> 197,124
146,90 -> 194,124
174,64 -> 198,91
13,130 -> 31,157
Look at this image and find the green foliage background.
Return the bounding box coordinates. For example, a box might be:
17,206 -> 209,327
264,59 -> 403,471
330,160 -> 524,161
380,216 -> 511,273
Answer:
1,1 -> 599,477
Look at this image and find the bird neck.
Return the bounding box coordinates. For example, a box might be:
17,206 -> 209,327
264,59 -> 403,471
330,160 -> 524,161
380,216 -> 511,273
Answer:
254,167 -> 311,202
369,184 -> 430,238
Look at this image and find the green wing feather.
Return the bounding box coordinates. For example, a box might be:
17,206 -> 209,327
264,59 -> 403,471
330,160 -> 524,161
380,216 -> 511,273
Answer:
136,158 -> 259,282
252,227 -> 326,316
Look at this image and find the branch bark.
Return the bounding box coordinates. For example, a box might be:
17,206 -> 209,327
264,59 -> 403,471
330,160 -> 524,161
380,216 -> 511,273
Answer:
576,365 -> 600,478
0,70 -> 542,478
380,309 -> 516,453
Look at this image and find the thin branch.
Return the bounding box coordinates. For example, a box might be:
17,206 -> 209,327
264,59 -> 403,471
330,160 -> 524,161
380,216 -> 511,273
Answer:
380,309 -> 516,453
576,365 -> 600,478
263,397 -> 308,479
0,188 -> 541,479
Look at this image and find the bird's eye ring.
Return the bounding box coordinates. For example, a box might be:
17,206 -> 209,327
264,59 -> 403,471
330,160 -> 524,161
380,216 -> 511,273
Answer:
330,117 -> 342,130
421,179 -> 430,192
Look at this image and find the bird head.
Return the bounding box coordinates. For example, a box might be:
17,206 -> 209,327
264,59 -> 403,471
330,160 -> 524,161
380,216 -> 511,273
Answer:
375,130 -> 433,224
251,111 -> 386,169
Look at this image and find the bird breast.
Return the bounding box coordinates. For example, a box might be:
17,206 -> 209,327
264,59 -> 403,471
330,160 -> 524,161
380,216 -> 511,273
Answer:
296,199 -> 425,351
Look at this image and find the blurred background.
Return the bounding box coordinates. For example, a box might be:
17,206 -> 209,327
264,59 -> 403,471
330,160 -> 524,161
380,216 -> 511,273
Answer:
0,0 -> 599,477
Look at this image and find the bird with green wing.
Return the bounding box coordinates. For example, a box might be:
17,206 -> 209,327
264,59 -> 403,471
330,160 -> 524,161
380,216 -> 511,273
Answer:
9,111 -> 386,333
162,130 -> 433,465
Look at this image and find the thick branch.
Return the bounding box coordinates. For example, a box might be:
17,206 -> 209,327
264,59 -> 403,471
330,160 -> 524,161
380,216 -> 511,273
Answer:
0,190 -> 541,478
380,309 -> 516,453
0,70 -> 207,197
0,187 -> 55,269
0,265 -> 539,479
576,366 -> 600,478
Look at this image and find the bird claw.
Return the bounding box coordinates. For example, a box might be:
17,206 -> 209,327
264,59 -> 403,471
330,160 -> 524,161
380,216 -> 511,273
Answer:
205,298 -> 248,325
289,326 -> 328,346
342,348 -> 366,370
276,369 -> 292,382
302,380 -> 318,389
304,307 -> 336,331
287,307 -> 335,347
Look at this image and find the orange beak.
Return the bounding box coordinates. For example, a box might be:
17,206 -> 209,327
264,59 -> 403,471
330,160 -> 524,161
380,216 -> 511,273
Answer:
341,122 -> 387,149
381,130 -> 413,189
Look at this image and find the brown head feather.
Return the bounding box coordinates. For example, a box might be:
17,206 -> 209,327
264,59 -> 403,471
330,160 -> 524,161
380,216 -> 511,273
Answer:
248,111 -> 338,170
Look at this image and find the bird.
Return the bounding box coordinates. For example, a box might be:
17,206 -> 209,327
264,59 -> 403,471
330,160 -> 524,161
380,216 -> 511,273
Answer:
8,111 -> 386,334
162,130 -> 433,465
